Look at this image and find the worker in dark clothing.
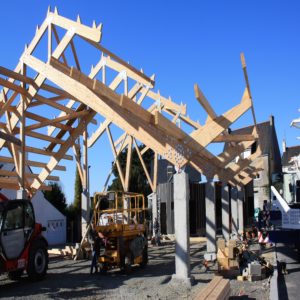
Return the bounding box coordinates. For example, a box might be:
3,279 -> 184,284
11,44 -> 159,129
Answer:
88,224 -> 104,274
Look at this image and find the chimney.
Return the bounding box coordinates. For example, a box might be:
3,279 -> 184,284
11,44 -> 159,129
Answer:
269,115 -> 274,127
282,139 -> 286,153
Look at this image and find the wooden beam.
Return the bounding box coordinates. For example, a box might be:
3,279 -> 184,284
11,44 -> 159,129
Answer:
124,136 -> 133,192
0,66 -> 35,85
133,138 -> 154,191
48,11 -> 102,43
83,42 -> 154,87
25,146 -> 73,160
0,77 -> 29,97
106,126 -> 126,190
194,84 -> 217,120
0,27 -> 76,150
0,156 -> 66,171
213,134 -> 257,143
25,110 -> 88,132
24,54 -> 237,182
189,88 -> 251,147
25,111 -> 73,132
0,170 -> 59,181
0,131 -> 21,146
0,179 -> 52,191
26,130 -> 65,145
30,109 -> 96,193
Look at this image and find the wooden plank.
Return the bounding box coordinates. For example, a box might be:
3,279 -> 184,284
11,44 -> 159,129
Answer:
0,66 -> 35,85
26,130 -> 65,145
0,28 -> 76,150
190,88 -> 251,147
213,134 -> 257,143
194,83 -> 217,120
84,42 -> 154,87
0,170 -> 59,181
25,111 -> 73,132
25,146 -> 73,160
0,177 -> 52,191
0,156 -> 66,171
0,131 -> 21,146
124,136 -> 133,192
48,11 -> 102,43
0,77 -> 29,97
106,126 -> 125,190
133,138 -> 154,192
25,110 -> 88,132
30,109 -> 96,193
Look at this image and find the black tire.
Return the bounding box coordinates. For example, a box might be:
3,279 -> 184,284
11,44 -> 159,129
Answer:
140,246 -> 148,268
8,269 -> 23,280
27,240 -> 48,281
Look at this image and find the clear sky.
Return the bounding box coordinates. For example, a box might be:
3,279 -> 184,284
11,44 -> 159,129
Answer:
1,1 -> 300,203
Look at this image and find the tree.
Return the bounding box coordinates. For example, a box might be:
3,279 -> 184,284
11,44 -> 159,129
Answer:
108,145 -> 154,197
43,182 -> 67,214
73,167 -> 83,211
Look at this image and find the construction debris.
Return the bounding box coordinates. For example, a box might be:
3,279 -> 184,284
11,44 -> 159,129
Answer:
216,228 -> 274,281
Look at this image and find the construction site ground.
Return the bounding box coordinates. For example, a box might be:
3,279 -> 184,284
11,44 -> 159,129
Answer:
0,240 -> 271,299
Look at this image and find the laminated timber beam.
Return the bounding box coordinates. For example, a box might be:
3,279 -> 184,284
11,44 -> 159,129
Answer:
22,54 -> 238,183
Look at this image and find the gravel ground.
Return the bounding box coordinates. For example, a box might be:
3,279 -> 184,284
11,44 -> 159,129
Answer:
0,241 -> 270,299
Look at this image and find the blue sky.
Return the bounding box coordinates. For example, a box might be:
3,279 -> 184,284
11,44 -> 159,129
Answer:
1,1 -> 300,203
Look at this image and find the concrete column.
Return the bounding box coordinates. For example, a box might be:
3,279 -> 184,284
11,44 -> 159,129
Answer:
237,186 -> 244,234
171,172 -> 193,286
231,187 -> 238,235
221,184 -> 230,241
152,192 -> 158,236
204,180 -> 216,261
81,190 -> 90,238
16,189 -> 27,200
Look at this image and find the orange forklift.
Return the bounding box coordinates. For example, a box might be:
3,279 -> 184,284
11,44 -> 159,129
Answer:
92,191 -> 148,272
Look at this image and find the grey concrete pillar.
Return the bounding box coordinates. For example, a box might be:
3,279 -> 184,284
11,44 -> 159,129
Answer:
221,184 -> 230,241
17,189 -> 27,200
81,189 -> 90,238
171,172 -> 193,286
152,192 -> 158,236
237,186 -> 244,234
231,187 -> 238,235
204,180 -> 216,261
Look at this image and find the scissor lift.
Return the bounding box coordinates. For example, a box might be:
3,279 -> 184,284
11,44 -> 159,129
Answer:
92,191 -> 148,271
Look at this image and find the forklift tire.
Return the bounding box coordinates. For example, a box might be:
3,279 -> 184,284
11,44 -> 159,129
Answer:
140,246 -> 148,268
27,240 -> 48,281
8,269 -> 23,280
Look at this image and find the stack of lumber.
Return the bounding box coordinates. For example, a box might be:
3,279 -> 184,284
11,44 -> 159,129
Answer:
217,238 -> 239,276
194,276 -> 230,300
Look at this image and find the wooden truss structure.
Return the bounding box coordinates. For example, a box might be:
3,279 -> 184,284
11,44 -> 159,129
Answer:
0,8 -> 262,198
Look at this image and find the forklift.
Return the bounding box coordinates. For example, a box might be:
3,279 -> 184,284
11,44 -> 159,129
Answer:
0,198 -> 48,280
92,191 -> 148,272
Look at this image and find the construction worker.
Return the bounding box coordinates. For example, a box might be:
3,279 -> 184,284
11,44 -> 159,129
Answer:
88,223 -> 104,274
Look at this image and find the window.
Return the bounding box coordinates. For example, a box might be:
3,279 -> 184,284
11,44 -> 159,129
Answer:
24,202 -> 35,228
3,203 -> 24,230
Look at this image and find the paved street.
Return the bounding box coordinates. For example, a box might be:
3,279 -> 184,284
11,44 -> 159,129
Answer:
276,243 -> 300,300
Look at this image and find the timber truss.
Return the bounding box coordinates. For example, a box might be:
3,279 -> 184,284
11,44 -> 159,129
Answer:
0,8 -> 262,198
